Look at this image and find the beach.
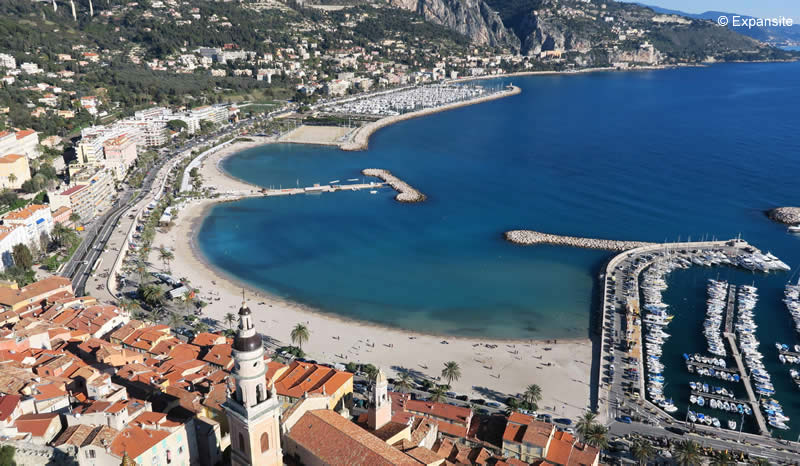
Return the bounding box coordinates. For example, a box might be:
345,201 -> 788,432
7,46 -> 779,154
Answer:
151,133 -> 594,419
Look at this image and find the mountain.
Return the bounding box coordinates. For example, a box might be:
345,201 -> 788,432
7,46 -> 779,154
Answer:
387,0 -> 796,63
640,4 -> 800,45
386,0 -> 521,49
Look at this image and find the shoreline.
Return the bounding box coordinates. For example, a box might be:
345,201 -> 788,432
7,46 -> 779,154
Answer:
153,134 -> 593,417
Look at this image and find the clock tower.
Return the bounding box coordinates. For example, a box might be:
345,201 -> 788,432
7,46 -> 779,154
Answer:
223,299 -> 282,466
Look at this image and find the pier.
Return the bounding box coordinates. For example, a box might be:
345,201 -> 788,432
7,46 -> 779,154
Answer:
724,285 -> 737,334
685,360 -> 739,376
362,169 -> 426,203
690,390 -> 750,409
723,332 -> 770,435
263,181 -> 385,197
506,230 -> 655,251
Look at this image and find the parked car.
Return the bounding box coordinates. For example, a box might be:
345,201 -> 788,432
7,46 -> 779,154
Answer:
618,416 -> 632,424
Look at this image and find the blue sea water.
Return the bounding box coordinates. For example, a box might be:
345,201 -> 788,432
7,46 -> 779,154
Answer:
200,62 -> 800,341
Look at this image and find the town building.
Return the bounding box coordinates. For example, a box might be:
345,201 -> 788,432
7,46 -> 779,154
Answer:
0,129 -> 39,160
1,204 -> 54,249
0,154 -> 31,189
0,224 -> 29,270
50,168 -> 114,222
102,134 -> 137,181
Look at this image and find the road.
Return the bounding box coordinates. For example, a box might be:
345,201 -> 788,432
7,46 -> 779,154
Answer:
61,113 -> 276,299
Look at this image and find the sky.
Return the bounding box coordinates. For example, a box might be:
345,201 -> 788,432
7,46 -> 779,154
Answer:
623,0 -> 800,20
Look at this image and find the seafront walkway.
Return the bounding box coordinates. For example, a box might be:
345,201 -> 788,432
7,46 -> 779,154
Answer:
723,332 -> 770,435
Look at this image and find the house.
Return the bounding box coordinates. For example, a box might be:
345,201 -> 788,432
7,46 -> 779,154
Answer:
13,412 -> 62,444
502,412 -> 555,462
272,360 -> 353,413
0,276 -> 73,313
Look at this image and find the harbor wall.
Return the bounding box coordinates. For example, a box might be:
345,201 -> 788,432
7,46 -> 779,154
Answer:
768,207 -> 800,225
505,230 -> 655,251
362,169 -> 426,203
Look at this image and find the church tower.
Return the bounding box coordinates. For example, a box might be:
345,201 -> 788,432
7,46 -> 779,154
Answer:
367,368 -> 392,430
223,299 -> 282,466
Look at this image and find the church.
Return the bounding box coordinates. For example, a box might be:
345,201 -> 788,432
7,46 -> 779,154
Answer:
223,300 -> 446,466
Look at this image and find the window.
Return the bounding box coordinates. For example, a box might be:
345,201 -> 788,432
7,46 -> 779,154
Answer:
260,432 -> 269,453
85,450 -> 96,459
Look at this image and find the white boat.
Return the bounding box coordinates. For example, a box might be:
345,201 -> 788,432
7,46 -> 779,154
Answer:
788,225 -> 800,233
369,190 -> 378,194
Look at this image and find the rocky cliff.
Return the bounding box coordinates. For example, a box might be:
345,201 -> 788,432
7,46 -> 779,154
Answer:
387,0 -> 520,50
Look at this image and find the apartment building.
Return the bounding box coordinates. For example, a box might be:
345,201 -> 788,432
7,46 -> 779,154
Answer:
0,154 -> 31,189
1,204 -> 54,249
102,134 -> 137,181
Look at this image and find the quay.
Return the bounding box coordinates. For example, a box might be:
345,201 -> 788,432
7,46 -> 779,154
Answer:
263,181 -> 386,197
362,168 -> 426,203
506,230 -> 655,251
723,332 -> 770,435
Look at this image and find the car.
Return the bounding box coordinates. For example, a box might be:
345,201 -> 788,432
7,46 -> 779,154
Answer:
470,399 -> 486,405
665,426 -> 687,436
536,414 -> 552,422
456,395 -> 469,401
618,416 -> 632,424
446,392 -> 457,398
486,402 -> 501,408
553,418 -> 572,426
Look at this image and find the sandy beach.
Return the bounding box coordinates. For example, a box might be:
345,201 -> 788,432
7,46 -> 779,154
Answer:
150,132 -> 594,419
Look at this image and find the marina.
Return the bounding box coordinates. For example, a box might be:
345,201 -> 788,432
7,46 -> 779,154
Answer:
322,84 -> 496,116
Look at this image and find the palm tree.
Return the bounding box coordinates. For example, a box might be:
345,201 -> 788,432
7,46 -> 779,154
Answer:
158,246 -> 174,272
182,290 -> 195,312
429,385 -> 447,403
134,260 -> 148,285
395,373 -> 414,393
139,284 -> 164,307
631,437 -> 657,465
441,361 -> 461,386
8,173 -> 17,187
583,423 -> 608,450
168,312 -> 183,329
193,321 -> 209,334
118,298 -> 141,318
523,384 -> 542,407
673,440 -> 703,466
51,223 -> 71,249
576,412 -> 597,440
711,451 -> 735,466
224,312 -> 237,329
290,323 -> 310,350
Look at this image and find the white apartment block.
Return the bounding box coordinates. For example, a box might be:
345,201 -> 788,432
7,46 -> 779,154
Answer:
0,129 -> 40,160
0,53 -> 16,69
1,204 -> 54,250
0,224 -> 27,270
190,105 -> 229,126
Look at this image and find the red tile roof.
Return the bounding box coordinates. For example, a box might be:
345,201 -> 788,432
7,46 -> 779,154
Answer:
14,413 -> 59,438
0,395 -> 20,422
288,410 -> 419,465
274,361 -> 352,399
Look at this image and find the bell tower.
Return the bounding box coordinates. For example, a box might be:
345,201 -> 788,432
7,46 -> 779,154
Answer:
223,297 -> 282,466
367,368 -> 392,430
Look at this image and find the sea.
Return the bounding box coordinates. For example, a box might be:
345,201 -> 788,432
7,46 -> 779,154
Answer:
198,62 -> 800,437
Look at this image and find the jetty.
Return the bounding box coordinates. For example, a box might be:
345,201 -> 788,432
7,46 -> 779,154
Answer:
263,181 -> 385,197
723,332 -> 770,435
362,169 -> 426,203
768,207 -> 800,225
505,230 -> 655,251
724,285 -> 736,334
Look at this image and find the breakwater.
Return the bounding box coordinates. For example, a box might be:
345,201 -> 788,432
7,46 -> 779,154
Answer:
768,207 -> 800,225
505,230 -> 655,251
362,169 -> 426,203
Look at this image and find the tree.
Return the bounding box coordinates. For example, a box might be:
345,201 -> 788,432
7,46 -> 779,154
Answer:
630,437 -> 657,465
135,260 -> 148,285
139,284 -> 165,307
51,223 -> 72,249
0,445 -> 15,466
290,323 -> 309,350
711,451 -> 735,466
8,173 -> 17,186
158,246 -> 174,272
193,321 -> 209,334
182,290 -> 195,312
673,440 -> 703,466
167,119 -> 188,132
224,312 -> 236,329
69,212 -> 81,223
441,361 -> 461,386
583,424 -> 608,450
11,244 -> 33,270
118,298 -> 140,317
168,312 -> 183,329
576,412 -> 597,440
395,373 -> 414,393
429,385 -> 447,403
523,384 -> 542,407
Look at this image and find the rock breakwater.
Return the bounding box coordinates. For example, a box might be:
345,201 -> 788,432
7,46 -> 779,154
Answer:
767,207 -> 800,225
505,230 -> 655,251
362,169 -> 426,203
